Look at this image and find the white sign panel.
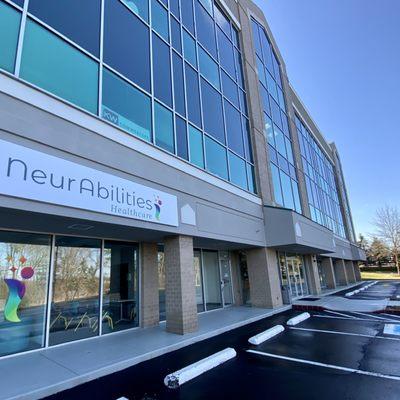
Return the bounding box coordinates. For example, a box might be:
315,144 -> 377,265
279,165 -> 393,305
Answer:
0,139 -> 179,227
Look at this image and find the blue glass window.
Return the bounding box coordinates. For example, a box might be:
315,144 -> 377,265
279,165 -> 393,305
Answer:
102,68 -> 151,141
151,0 -> 169,41
20,20 -> 98,114
234,49 -> 244,88
221,71 -> 239,108
195,1 -> 216,58
154,102 -> 174,153
217,28 -> 235,78
251,20 -> 262,57
181,0 -> 194,34
170,0 -> 179,18
185,64 -> 202,127
229,152 -> 247,189
171,17 -> 182,53
199,0 -> 213,15
0,1 -> 20,73
215,5 -> 230,38
201,79 -> 225,143
242,118 -> 253,162
176,116 -> 188,160
153,34 -> 172,106
11,0 -> 24,6
172,53 -> 186,116
29,0 -> 101,56
247,164 -> 256,193
239,89 -> 248,116
205,136 -> 228,180
271,163 -> 283,206
104,0 -> 150,92
281,172 -> 295,210
189,125 -> 204,167
123,0 -> 149,22
199,46 -> 220,89
183,29 -> 197,67
224,100 -> 244,156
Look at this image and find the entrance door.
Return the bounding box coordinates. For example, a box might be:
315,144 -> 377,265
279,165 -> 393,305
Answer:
281,254 -> 308,299
202,251 -> 222,311
219,251 -> 233,307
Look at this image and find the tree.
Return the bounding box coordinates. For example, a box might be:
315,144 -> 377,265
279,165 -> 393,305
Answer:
358,234 -> 368,251
373,205 -> 400,274
366,237 -> 390,266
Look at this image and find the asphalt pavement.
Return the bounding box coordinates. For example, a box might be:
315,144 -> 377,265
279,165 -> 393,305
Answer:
46,281 -> 400,400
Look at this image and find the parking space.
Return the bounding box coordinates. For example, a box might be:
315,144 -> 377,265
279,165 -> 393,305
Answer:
47,304 -> 400,400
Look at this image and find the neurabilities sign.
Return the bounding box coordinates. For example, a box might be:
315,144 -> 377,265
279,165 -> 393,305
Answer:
0,139 -> 178,227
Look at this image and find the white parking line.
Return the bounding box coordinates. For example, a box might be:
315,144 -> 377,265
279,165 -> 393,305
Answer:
325,310 -> 360,319
351,312 -> 399,322
289,326 -> 400,341
247,350 -> 400,381
313,315 -> 392,323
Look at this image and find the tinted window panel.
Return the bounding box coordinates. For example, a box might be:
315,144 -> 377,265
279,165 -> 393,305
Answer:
239,89 -> 248,116
229,152 -> 247,189
205,136 -> 228,180
247,164 -> 256,193
221,71 -> 239,108
281,171 -> 295,210
242,117 -> 253,162
271,163 -> 283,206
172,53 -> 186,116
104,0 -> 150,92
251,20 -> 262,56
29,0 -> 100,56
11,0 -> 24,6
21,20 -> 98,114
199,46 -> 220,89
102,68 -> 151,141
170,0 -> 179,18
151,0 -> 169,41
123,0 -> 149,22
171,17 -> 182,53
199,0 -> 212,14
270,97 -> 282,129
155,102 -> 174,153
0,1 -> 20,73
185,64 -> 202,127
235,49 -> 244,88
181,0 -> 194,34
201,79 -> 225,143
217,28 -> 235,78
183,29 -> 197,67
215,5 -> 230,38
176,116 -> 188,160
195,1 -> 216,58
189,125 -> 204,167
224,100 -> 244,156
153,34 -> 172,106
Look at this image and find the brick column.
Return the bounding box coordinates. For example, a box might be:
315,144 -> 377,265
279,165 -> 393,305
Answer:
334,259 -> 348,286
345,260 -> 356,283
164,235 -> 198,335
140,242 -> 160,328
321,257 -> 336,289
247,247 -> 282,308
305,255 -> 321,295
353,261 -> 362,281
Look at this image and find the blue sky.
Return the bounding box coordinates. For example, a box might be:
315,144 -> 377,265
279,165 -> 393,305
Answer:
254,0 -> 400,239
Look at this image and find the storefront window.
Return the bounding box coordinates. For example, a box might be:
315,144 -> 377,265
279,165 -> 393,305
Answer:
158,246 -> 166,321
0,231 -> 51,357
194,250 -> 205,312
102,241 -> 139,334
49,237 -> 101,346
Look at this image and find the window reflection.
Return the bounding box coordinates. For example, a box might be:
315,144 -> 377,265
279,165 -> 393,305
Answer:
49,237 -> 101,346
0,231 -> 51,357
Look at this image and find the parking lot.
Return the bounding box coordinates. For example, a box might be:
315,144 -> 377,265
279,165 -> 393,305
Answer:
48,281 -> 400,400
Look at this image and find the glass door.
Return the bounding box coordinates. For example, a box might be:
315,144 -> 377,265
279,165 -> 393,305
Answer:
194,250 -> 205,312
101,241 -> 139,335
202,251 -> 222,311
219,251 -> 233,307
49,236 -> 101,346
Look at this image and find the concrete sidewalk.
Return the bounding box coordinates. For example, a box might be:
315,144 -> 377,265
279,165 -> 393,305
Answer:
0,305 -> 290,400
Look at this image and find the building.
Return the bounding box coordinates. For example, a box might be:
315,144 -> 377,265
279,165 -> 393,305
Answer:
0,0 -> 365,360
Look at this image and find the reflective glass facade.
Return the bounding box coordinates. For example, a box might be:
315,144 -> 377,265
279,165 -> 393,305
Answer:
0,230 -> 139,357
251,18 -> 301,213
0,0 -> 256,193
295,115 -> 347,238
